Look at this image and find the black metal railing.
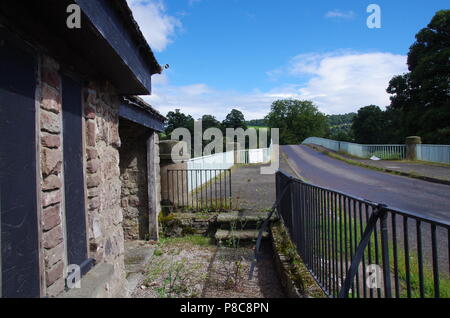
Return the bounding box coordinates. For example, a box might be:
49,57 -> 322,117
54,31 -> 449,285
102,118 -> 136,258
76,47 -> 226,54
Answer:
276,170 -> 450,298
166,169 -> 232,211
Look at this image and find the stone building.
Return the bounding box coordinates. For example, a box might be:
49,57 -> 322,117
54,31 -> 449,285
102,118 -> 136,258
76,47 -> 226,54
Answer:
0,1 -> 165,297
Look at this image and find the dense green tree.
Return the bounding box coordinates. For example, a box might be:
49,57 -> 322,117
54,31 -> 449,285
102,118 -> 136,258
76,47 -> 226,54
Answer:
201,115 -> 221,131
387,10 -> 450,143
222,109 -> 247,130
265,99 -> 328,145
165,109 -> 194,136
352,105 -> 394,144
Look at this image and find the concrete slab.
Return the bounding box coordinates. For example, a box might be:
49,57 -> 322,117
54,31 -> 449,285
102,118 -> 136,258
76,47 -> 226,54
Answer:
61,263 -> 115,298
124,241 -> 155,295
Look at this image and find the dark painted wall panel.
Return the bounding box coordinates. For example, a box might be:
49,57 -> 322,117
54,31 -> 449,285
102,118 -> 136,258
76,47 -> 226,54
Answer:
119,103 -> 165,132
0,32 -> 40,298
61,75 -> 88,269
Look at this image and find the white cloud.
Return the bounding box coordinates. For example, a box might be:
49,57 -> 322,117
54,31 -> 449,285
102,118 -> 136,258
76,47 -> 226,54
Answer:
289,52 -> 408,114
325,9 -> 355,19
127,0 -> 181,52
145,51 -> 407,120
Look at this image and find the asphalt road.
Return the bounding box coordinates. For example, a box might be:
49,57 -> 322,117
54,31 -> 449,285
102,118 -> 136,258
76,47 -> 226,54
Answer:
282,145 -> 450,223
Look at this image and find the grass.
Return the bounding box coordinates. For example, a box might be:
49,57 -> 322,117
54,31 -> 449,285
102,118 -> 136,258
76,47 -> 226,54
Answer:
272,222 -> 326,298
371,151 -> 403,161
158,235 -> 213,247
397,159 -> 450,168
313,207 -> 450,298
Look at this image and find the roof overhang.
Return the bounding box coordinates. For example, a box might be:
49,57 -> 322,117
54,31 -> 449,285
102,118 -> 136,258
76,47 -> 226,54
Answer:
0,0 -> 160,95
119,97 -> 166,132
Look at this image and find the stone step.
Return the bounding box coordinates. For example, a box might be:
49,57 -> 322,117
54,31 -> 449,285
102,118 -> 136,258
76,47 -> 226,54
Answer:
215,229 -> 269,244
124,241 -> 155,294
216,211 -> 276,230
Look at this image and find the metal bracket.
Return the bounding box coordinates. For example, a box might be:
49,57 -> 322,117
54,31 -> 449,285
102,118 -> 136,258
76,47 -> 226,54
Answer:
338,205 -> 387,298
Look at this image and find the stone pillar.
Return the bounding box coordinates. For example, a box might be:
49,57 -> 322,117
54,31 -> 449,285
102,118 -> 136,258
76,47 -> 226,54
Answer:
39,56 -> 66,297
159,140 -> 188,209
147,131 -> 160,241
405,136 -> 421,161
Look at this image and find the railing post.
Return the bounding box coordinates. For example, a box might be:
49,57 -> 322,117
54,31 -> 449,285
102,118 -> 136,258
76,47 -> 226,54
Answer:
290,177 -> 296,240
379,204 -> 392,298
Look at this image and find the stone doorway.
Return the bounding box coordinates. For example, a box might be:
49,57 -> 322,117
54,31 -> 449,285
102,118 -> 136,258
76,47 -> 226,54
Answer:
119,118 -> 151,241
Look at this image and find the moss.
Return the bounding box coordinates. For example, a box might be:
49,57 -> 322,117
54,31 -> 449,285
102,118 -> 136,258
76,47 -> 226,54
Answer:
159,213 -> 184,238
182,226 -> 196,236
159,235 -> 213,247
272,222 -> 326,298
154,249 -> 164,257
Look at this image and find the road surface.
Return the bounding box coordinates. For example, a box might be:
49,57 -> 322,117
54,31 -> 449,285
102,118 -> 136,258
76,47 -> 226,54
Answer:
282,145 -> 450,223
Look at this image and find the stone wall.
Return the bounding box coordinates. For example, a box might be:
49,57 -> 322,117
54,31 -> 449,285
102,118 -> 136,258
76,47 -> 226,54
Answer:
119,119 -> 149,240
38,55 -> 127,297
83,82 -> 126,297
39,56 -> 66,297
36,54 -> 162,298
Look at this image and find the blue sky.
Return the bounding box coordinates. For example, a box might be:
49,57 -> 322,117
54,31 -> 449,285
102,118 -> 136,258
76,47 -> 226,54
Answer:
127,0 -> 449,120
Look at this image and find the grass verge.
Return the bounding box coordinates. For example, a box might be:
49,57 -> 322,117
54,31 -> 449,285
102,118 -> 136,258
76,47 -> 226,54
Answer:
319,211 -> 450,298
271,222 -> 326,298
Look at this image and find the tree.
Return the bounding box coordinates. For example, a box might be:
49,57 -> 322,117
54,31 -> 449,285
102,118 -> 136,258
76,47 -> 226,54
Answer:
165,109 -> 194,136
352,105 -> 392,144
265,99 -> 328,145
222,109 -> 247,130
201,115 -> 221,132
387,10 -> 450,143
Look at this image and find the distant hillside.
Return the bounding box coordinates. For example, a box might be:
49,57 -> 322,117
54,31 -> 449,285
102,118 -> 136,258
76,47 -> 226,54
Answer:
327,113 -> 356,127
245,119 -> 267,127
327,113 -> 356,142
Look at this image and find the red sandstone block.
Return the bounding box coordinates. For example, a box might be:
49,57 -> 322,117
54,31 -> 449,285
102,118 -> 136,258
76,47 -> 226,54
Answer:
86,148 -> 99,161
87,174 -> 101,188
44,243 -> 64,268
40,110 -> 61,134
84,106 -> 96,120
41,148 -> 62,177
42,190 -> 62,208
42,204 -> 61,231
43,175 -> 62,191
87,159 -> 100,174
41,134 -> 61,149
41,85 -> 61,114
86,120 -> 96,147
46,261 -> 64,287
43,225 -> 63,249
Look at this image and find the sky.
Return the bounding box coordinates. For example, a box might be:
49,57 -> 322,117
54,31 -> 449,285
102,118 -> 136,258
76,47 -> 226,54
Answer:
127,0 -> 449,120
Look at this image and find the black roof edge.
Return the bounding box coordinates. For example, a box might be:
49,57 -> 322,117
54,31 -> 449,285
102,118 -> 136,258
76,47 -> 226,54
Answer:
112,0 -> 162,76
121,96 -> 166,123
